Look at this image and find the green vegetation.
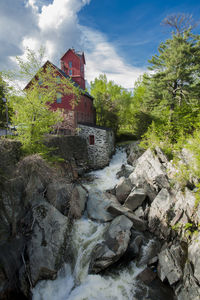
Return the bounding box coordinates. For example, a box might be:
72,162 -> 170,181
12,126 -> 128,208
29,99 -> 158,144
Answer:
0,74 -> 13,128
3,47 -> 80,157
90,74 -> 134,135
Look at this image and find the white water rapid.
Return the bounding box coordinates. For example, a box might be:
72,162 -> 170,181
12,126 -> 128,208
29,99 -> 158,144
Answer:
32,147 -> 147,300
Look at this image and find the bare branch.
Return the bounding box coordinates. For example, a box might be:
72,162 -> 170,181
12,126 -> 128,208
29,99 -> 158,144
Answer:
161,13 -> 198,35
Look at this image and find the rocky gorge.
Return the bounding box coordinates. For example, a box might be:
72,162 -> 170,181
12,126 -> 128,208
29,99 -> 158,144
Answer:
0,137 -> 200,299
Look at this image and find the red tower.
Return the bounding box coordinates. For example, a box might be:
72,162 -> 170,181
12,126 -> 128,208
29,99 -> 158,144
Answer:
60,48 -> 86,90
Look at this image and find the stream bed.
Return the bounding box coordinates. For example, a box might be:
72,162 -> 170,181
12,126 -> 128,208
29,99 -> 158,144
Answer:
32,147 -> 174,300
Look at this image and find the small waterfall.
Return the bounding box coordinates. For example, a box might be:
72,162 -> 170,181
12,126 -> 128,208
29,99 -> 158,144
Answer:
32,147 -> 147,300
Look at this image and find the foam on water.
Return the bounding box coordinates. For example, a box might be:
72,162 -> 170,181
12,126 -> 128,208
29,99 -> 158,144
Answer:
85,147 -> 129,192
32,147 -> 143,300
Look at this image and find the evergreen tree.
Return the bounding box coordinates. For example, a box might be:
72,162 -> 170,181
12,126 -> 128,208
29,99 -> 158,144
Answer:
144,26 -> 200,141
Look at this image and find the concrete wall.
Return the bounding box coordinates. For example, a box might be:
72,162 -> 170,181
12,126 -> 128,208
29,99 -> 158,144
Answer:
78,124 -> 115,169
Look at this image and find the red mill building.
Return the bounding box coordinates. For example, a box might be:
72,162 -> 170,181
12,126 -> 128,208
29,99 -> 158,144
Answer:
25,48 -> 95,134
50,48 -> 96,133
26,48 -> 114,168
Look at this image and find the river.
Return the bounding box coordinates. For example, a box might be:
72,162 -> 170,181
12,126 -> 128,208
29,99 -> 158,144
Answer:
32,147 -> 150,300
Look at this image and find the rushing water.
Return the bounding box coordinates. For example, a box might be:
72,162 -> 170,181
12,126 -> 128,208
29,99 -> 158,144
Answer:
32,147 -> 146,300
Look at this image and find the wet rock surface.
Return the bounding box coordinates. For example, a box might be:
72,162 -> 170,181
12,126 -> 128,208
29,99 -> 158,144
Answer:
1,142 -> 200,300
28,200 -> 69,286
89,215 -> 133,273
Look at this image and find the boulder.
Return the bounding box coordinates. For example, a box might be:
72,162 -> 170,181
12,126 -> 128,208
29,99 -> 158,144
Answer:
158,245 -> 185,285
87,190 -> 117,222
171,188 -> 196,227
124,187 -> 146,211
89,215 -> 133,273
28,200 -> 69,286
46,181 -> 73,215
116,164 -> 134,179
0,237 -> 25,299
148,188 -> 173,239
107,201 -> 147,231
115,177 -> 132,203
0,139 -> 21,177
175,262 -> 200,300
133,206 -> 144,219
69,185 -> 88,218
127,141 -> 144,166
136,267 -> 157,284
188,232 -> 200,283
129,149 -> 170,201
126,233 -> 144,259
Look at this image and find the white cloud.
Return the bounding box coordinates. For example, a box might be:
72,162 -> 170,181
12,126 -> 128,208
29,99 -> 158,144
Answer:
81,27 -> 145,88
0,0 -> 145,88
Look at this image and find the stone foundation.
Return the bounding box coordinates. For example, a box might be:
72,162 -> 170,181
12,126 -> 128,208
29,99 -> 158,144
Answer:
78,124 -> 115,169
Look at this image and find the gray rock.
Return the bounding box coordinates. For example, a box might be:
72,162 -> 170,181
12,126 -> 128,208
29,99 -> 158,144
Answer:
136,267 -> 157,284
133,206 -> 144,219
0,237 -> 25,299
69,185 -> 87,218
124,187 -> 146,211
175,261 -> 200,300
148,188 -> 173,239
28,200 -> 69,286
128,234 -> 144,258
158,245 -> 185,285
87,190 -> 117,222
89,215 -> 133,273
46,181 -> 73,215
116,164 -> 134,179
188,232 -> 200,283
155,146 -> 169,164
129,149 -> 170,201
127,141 -> 144,167
115,177 -> 132,204
107,201 -> 147,231
171,188 -> 196,226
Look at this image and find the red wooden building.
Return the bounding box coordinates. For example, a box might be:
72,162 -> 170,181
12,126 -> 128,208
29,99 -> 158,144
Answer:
27,48 -> 96,134
52,48 -> 95,134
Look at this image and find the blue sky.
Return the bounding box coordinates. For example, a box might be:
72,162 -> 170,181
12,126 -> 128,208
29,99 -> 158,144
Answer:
79,0 -> 200,67
0,0 -> 200,88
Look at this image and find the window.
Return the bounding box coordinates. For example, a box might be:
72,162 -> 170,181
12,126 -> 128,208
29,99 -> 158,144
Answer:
69,69 -> 72,76
56,93 -> 62,103
69,61 -> 72,68
89,135 -> 95,145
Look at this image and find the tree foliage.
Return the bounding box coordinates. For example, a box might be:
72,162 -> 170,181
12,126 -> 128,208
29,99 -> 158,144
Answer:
0,74 -> 13,128
3,47 -> 80,156
140,21 -> 200,151
90,74 -> 133,134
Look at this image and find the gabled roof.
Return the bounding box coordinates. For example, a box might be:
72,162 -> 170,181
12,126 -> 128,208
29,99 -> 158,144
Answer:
24,60 -> 93,100
60,49 -> 86,64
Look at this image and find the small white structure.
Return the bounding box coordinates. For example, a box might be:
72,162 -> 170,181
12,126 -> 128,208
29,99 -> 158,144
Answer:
78,124 -> 115,169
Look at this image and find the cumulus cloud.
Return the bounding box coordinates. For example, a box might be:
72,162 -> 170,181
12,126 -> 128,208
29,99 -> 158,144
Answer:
81,27 -> 145,88
0,0 -> 145,88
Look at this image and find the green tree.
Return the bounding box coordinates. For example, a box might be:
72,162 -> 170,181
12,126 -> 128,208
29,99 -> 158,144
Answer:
141,21 -> 200,148
90,74 -> 133,134
0,74 -> 12,128
4,47 -> 80,155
